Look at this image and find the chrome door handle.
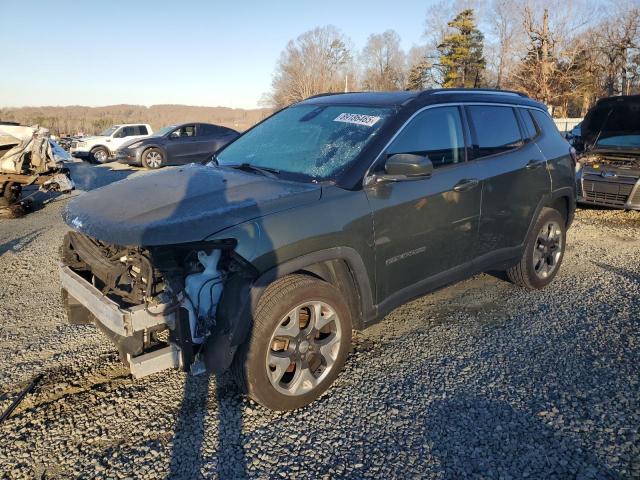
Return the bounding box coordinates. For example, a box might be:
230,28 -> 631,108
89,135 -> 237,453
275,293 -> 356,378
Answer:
453,178 -> 479,192
526,160 -> 544,170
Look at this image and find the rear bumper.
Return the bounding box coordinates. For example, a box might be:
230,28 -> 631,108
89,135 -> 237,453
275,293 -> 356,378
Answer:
58,264 -> 182,377
577,173 -> 640,210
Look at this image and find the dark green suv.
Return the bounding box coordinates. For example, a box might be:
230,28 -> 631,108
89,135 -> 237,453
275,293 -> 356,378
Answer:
60,89 -> 576,410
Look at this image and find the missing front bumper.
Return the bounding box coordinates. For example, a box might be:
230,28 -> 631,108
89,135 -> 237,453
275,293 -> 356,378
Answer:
59,264 -> 183,377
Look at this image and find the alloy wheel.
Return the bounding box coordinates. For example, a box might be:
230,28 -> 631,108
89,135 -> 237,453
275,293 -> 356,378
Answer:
145,151 -> 163,168
266,301 -> 342,396
533,220 -> 563,279
94,150 -> 107,162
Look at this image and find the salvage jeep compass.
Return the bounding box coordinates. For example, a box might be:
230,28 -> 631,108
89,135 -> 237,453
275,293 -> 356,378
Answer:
60,89 -> 576,410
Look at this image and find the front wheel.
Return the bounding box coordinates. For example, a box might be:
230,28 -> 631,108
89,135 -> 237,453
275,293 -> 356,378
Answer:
141,148 -> 164,169
90,146 -> 109,164
506,207 -> 566,290
232,274 -> 352,410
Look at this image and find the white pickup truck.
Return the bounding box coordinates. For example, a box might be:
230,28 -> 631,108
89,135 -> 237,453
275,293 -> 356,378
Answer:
70,124 -> 153,163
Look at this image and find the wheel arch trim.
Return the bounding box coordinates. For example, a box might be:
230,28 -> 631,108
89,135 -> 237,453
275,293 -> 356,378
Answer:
250,247 -> 375,330
203,246 -> 374,375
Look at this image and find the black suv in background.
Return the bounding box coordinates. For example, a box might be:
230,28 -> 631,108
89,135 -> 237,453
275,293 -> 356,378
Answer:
116,122 -> 239,169
575,95 -> 640,210
60,89 -> 576,410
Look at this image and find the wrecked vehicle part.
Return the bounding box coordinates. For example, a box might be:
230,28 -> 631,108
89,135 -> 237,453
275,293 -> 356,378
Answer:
576,95 -> 640,210
0,374 -> 43,424
60,229 -> 257,377
0,125 -> 74,207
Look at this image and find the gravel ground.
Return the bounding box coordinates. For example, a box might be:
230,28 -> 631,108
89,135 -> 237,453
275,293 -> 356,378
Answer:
0,163 -> 638,479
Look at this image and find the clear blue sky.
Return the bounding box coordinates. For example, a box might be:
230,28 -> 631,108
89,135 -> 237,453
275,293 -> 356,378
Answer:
0,0 -> 437,109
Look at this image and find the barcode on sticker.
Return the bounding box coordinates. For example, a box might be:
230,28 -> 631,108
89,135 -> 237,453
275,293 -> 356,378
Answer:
334,113 -> 381,127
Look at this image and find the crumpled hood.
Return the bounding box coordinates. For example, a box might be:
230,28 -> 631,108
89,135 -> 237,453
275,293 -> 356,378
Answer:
62,164 -> 321,246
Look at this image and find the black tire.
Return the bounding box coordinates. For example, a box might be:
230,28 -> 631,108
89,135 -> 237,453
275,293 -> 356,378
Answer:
141,148 -> 165,169
89,146 -> 109,164
506,207 -> 566,290
0,182 -> 21,206
232,274 -> 352,410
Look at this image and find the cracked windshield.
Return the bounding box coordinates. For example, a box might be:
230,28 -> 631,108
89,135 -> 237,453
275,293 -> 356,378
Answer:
216,105 -> 393,179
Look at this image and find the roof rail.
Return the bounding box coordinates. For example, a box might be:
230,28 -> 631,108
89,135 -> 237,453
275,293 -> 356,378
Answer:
306,92 -> 354,99
422,88 -> 529,98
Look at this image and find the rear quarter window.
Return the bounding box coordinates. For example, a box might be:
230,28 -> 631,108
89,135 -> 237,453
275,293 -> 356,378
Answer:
520,109 -> 539,140
467,105 -> 523,158
200,124 -> 225,136
530,110 -> 562,138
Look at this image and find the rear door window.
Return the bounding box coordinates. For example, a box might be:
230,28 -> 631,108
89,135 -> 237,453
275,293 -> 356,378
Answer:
136,125 -> 149,135
387,106 -> 466,169
467,105 -> 523,158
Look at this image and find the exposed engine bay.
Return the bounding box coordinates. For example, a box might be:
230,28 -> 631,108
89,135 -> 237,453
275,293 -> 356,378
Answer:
577,152 -> 640,209
578,152 -> 640,172
60,231 -> 256,377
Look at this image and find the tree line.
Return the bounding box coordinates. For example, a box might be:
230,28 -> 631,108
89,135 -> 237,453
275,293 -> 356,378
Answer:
266,0 -> 640,117
0,105 -> 271,136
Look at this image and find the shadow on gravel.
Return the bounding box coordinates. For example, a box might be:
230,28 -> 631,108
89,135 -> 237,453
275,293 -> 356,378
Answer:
592,261 -> 640,285
0,228 -> 45,255
168,374 -> 247,479
156,163 -> 275,479
422,396 -> 616,479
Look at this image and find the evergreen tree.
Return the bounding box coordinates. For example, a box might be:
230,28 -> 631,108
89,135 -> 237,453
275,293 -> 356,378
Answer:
438,9 -> 486,88
406,59 -> 431,90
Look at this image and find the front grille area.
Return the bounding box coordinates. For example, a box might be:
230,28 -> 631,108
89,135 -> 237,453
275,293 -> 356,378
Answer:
582,180 -> 633,207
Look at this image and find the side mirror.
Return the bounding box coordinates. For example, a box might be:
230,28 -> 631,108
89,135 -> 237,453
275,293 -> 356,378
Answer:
366,153 -> 433,185
385,153 -> 433,177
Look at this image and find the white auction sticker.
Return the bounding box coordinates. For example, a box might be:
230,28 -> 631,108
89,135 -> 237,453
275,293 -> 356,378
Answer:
334,113 -> 381,127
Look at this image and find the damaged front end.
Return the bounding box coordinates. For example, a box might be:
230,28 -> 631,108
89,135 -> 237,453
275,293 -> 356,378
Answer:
59,231 -> 256,378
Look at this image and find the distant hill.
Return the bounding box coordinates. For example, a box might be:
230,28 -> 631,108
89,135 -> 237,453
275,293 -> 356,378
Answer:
0,104 -> 273,136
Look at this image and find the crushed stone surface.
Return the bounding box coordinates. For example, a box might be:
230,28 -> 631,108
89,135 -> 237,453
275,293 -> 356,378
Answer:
0,163 -> 638,479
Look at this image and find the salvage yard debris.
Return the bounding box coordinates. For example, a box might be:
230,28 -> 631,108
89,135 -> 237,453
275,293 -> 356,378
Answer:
0,125 -> 74,214
0,374 -> 42,424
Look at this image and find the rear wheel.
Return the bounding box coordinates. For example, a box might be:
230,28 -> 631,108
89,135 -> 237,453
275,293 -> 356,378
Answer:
142,148 -> 164,169
90,146 -> 109,164
506,207 -> 566,290
232,274 -> 352,410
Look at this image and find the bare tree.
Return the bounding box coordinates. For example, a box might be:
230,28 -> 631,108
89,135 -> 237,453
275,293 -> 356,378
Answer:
596,2 -> 640,96
509,0 -> 595,114
268,26 -> 353,108
487,0 -> 525,88
360,30 -> 406,91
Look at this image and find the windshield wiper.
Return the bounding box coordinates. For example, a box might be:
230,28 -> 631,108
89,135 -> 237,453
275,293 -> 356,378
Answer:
227,163 -> 280,178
